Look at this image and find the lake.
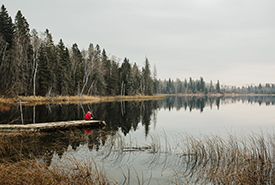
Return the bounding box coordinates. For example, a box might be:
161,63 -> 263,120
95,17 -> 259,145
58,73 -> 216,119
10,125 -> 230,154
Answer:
0,96 -> 274,184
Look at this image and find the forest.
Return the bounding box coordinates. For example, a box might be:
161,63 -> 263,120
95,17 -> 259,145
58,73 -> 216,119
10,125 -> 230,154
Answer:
1,5 -> 274,98
0,5 -> 156,98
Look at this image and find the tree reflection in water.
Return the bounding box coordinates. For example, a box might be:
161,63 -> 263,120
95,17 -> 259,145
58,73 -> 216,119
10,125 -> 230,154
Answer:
0,96 -> 275,184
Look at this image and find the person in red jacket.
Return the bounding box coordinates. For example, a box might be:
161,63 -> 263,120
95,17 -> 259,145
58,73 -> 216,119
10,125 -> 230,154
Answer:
84,111 -> 93,120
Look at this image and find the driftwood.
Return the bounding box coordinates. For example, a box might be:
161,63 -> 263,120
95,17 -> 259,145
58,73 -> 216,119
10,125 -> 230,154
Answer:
0,120 -> 106,133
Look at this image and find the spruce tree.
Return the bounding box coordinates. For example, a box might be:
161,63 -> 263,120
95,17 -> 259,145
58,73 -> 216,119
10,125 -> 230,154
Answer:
71,43 -> 84,95
106,60 -> 120,95
14,10 -> 32,95
132,63 -> 141,95
120,58 -> 132,95
37,29 -> 57,96
93,45 -> 106,95
0,5 -> 15,97
56,39 -> 71,95
0,5 -> 14,50
216,80 -> 221,93
37,43 -> 49,96
142,58 -> 153,95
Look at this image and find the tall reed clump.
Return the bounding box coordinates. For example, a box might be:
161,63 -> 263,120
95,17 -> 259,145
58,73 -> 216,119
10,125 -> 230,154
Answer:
172,133 -> 275,184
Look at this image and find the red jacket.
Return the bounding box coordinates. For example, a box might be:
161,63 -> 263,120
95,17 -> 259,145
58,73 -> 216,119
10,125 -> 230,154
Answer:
84,112 -> 92,120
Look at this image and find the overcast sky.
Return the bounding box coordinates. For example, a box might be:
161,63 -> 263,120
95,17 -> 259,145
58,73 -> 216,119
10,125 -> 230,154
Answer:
2,0 -> 275,86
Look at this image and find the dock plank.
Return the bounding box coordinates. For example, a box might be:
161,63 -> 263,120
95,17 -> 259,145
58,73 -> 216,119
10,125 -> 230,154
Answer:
0,120 -> 106,133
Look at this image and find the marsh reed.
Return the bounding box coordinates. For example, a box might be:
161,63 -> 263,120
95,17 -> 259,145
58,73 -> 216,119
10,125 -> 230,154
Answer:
169,133 -> 275,184
0,130 -> 274,184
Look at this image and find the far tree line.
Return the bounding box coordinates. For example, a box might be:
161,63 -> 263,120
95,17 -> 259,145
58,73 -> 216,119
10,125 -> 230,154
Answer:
157,77 -> 221,94
158,78 -> 275,95
1,5 -> 274,98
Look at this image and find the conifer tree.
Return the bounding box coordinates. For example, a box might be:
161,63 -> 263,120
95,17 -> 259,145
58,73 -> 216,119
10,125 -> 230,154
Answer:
120,58 -> 133,95
71,43 -> 84,95
37,29 -> 57,96
142,58 -> 153,95
106,60 -> 120,95
14,10 -> 32,95
153,64 -> 158,94
132,63 -> 141,95
56,39 -> 71,95
184,79 -> 188,93
37,43 -> 49,95
93,45 -> 106,95
200,77 -> 205,93
0,5 -> 14,50
0,5 -> 15,96
176,78 -> 183,94
216,80 -> 221,93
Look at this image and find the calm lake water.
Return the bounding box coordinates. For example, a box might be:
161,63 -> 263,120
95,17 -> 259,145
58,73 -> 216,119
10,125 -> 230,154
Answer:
1,96 -> 275,184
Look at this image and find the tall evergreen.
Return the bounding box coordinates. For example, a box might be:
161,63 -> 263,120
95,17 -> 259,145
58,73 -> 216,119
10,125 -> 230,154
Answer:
0,5 -> 14,50
120,58 -> 132,95
153,64 -> 158,94
0,5 -> 15,97
105,58 -> 120,96
56,39 -> 71,95
71,43 -> 84,95
37,29 -> 57,96
93,45 -> 106,95
14,10 -> 32,95
142,58 -> 154,95
216,80 -> 221,93
132,63 -> 141,95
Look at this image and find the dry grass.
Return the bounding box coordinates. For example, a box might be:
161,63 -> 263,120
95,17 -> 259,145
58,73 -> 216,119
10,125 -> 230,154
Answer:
0,158 -> 113,185
0,95 -> 166,106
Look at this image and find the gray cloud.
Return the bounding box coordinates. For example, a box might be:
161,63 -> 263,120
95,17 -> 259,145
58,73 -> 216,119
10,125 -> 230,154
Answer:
2,0 -> 275,86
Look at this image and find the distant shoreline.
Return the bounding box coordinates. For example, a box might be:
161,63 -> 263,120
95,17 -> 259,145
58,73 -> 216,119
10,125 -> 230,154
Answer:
168,93 -> 275,97
1,93 -> 275,105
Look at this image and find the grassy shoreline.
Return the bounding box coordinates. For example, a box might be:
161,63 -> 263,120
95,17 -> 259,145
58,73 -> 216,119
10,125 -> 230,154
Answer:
0,93 -> 275,105
0,95 -> 167,105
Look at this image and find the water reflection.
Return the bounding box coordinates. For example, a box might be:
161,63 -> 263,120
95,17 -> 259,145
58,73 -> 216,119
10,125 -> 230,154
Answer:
159,96 -> 275,112
1,96 -> 275,126
1,96 -> 275,184
0,129 -> 111,165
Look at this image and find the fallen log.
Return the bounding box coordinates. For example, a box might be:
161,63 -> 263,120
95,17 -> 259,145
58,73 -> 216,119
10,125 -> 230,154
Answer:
0,120 -> 106,133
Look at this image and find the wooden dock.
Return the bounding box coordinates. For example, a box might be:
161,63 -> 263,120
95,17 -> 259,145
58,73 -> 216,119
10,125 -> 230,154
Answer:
0,120 -> 106,133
